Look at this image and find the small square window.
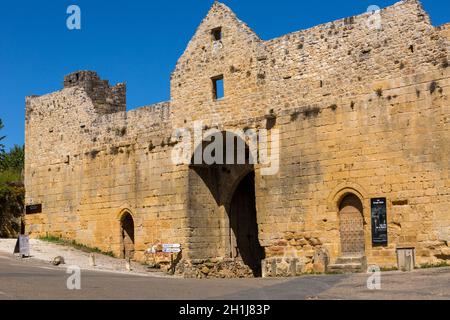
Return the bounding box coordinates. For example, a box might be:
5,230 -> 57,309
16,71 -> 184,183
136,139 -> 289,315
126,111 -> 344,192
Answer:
212,27 -> 222,41
212,76 -> 224,100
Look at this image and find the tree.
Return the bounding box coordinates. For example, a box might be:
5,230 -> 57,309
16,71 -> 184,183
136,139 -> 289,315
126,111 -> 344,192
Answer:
0,145 -> 24,172
0,120 -> 24,238
0,177 -> 24,237
0,118 -> 5,154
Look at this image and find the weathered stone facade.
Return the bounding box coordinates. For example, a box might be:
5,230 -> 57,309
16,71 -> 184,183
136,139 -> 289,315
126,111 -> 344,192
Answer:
25,1 -> 450,277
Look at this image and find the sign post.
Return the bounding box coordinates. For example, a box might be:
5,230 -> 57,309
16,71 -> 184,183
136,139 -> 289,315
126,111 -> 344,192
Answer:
162,243 -> 181,253
162,244 -> 181,275
371,198 -> 388,246
14,235 -> 30,258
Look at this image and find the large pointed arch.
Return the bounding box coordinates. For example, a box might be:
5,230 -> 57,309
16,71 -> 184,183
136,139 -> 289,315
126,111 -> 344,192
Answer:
186,130 -> 264,276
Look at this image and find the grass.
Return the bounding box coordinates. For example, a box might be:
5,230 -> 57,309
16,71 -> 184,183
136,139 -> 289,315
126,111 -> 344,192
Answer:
375,87 -> 383,97
290,111 -> 301,121
380,266 -> 398,272
419,261 -> 450,269
39,236 -> 115,257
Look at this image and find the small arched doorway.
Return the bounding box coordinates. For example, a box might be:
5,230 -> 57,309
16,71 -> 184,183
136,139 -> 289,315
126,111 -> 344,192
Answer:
339,194 -> 365,256
120,212 -> 135,259
229,171 -> 265,277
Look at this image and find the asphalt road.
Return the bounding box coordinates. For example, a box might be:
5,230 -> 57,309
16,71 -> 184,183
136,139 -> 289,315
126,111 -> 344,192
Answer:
0,251 -> 449,300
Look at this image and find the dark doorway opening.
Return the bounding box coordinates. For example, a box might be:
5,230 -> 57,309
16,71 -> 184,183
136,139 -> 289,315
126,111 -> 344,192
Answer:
229,171 -> 265,277
120,212 -> 135,259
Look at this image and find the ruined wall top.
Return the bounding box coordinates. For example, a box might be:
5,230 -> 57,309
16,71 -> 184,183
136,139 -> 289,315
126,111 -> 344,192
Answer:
63,70 -> 126,115
438,23 -> 450,41
27,0 -> 448,127
64,70 -> 102,88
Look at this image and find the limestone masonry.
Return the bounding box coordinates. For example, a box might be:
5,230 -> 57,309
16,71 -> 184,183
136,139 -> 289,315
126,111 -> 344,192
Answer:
25,0 -> 450,277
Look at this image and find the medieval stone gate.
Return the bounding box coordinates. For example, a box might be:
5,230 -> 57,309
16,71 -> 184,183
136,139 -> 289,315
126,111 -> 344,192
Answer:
23,1 -> 450,277
187,131 -> 265,276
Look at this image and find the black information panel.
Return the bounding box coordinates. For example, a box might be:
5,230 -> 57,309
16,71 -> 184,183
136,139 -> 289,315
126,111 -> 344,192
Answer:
371,198 -> 388,246
26,204 -> 42,215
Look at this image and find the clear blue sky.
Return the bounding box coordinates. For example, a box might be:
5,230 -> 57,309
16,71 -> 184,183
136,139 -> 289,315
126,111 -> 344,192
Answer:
0,0 -> 448,150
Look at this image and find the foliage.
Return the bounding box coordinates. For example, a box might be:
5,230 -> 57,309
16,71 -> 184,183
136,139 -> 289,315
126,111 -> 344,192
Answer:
0,119 -> 5,153
0,170 -> 24,238
419,261 -> 450,269
380,266 -> 399,272
0,145 -> 24,172
0,120 -> 25,238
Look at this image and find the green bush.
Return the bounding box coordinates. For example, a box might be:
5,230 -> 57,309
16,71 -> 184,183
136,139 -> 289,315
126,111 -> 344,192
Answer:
0,171 -> 24,238
0,119 -> 25,238
0,145 -> 24,172
419,261 -> 450,269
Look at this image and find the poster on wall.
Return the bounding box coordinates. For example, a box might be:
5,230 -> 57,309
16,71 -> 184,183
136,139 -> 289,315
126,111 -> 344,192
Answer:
371,198 -> 388,246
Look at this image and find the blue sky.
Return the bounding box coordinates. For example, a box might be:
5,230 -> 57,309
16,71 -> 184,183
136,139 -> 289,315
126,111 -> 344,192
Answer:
0,0 -> 448,150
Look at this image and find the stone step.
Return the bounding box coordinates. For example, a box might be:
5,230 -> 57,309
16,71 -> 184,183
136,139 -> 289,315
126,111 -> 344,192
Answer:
327,263 -> 364,274
335,255 -> 366,265
327,255 -> 367,274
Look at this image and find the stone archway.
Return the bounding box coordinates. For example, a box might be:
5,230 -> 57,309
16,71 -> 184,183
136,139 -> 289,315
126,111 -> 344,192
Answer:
339,194 -> 365,256
187,130 -> 263,275
120,211 -> 135,259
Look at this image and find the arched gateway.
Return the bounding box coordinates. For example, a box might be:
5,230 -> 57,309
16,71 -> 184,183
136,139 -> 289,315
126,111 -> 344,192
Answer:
188,131 -> 265,276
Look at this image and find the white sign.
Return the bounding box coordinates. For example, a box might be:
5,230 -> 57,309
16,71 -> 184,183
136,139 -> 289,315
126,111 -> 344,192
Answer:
162,244 -> 181,253
163,248 -> 181,253
163,244 -> 181,248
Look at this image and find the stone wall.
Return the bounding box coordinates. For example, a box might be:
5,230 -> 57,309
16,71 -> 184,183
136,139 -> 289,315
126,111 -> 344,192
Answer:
25,0 -> 450,276
438,23 -> 450,42
63,71 -> 126,115
25,83 -> 190,262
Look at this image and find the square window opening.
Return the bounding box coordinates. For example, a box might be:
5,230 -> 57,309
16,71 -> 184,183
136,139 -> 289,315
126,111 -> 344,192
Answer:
212,76 -> 224,100
212,27 -> 222,41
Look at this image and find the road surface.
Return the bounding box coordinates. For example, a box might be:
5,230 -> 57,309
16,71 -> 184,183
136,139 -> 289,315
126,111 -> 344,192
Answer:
0,252 -> 449,300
